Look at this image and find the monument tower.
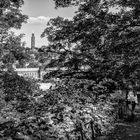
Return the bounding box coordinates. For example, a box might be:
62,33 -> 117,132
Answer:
31,33 -> 35,49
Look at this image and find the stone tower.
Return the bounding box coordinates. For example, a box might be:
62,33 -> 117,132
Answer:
31,33 -> 35,49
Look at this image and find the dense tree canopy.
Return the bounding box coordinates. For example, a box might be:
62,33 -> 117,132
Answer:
0,0 -> 28,29
53,0 -> 86,8
0,1 -> 129,139
42,0 -> 140,89
0,0 -> 28,69
0,32 -> 30,70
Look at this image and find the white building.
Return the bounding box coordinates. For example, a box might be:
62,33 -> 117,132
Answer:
15,68 -> 44,80
15,67 -> 57,80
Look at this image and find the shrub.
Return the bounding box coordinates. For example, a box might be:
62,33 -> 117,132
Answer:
0,76 -> 117,140
35,78 -> 117,139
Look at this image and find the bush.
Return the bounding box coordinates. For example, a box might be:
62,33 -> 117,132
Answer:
35,78 -> 117,139
0,76 -> 117,139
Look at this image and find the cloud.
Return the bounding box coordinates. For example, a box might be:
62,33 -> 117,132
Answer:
28,16 -> 72,24
28,16 -> 52,24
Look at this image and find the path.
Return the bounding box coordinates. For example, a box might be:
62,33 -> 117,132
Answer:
107,118 -> 140,140
96,106 -> 140,140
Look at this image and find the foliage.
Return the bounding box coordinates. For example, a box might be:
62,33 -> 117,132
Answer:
44,0 -> 140,90
0,0 -> 28,29
0,71 -> 40,113
0,32 -> 30,70
34,78 -> 117,139
40,1 -> 140,138
46,102 -> 115,139
1,0 -> 140,139
0,0 -> 28,70
27,62 -> 40,68
0,77 -> 117,140
53,0 -> 86,8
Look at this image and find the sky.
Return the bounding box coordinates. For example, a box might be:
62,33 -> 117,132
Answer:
13,0 -> 77,48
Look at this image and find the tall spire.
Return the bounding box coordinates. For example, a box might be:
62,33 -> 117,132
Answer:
31,33 -> 35,49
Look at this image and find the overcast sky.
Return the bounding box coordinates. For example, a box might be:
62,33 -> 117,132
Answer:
13,0 -> 77,48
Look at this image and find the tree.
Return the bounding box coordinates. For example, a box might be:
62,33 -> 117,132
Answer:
0,0 -> 28,69
0,32 -> 30,70
52,0 -> 86,8
0,0 -> 28,29
41,17 -> 77,69
0,0 -> 28,50
42,0 -> 140,90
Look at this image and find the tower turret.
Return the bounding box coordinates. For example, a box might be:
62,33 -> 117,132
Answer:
31,33 -> 35,49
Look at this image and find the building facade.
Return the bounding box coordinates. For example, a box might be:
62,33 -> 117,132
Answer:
15,67 -> 56,80
15,68 -> 40,79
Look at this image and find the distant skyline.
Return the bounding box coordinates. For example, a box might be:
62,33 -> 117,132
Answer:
13,0 -> 78,48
